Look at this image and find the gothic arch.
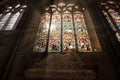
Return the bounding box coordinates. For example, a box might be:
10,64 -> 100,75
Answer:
33,0 -> 101,53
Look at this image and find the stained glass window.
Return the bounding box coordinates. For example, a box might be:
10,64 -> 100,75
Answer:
34,2 -> 92,52
102,10 -> 116,31
34,13 -> 50,52
5,12 -> 20,30
0,4 -> 27,30
108,9 -> 120,29
0,12 -> 11,30
48,14 -> 61,52
74,12 -> 92,52
62,13 -> 76,52
100,1 -> 120,42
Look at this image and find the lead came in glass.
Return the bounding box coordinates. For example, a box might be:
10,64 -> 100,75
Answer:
34,13 -> 50,52
74,13 -> 92,52
62,14 -> 76,52
48,14 -> 61,52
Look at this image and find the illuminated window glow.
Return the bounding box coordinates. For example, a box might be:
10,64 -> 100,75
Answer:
108,9 -> 120,29
0,5 -> 27,30
34,13 -> 50,52
34,3 -> 92,52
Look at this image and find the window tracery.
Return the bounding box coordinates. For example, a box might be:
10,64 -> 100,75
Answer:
0,4 -> 27,30
34,2 -> 92,52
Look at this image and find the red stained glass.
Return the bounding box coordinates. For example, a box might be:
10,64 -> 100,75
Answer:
34,13 -> 50,52
34,3 -> 93,52
74,13 -> 92,52
48,14 -> 61,52
62,14 -> 76,52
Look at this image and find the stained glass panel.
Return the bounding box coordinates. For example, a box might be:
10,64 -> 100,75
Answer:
116,32 -> 120,42
62,14 -> 76,52
0,13 -> 11,30
74,13 -> 92,52
108,9 -> 120,29
102,10 -> 116,31
5,12 -> 20,30
48,14 -> 61,52
34,13 -> 50,52
34,3 -> 94,52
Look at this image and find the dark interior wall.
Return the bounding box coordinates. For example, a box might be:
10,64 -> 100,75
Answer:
4,5 -> 43,80
0,4 -> 37,80
83,9 -> 101,52
0,31 -> 18,79
88,2 -> 120,78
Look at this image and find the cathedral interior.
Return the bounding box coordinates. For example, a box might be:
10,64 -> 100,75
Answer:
0,0 -> 120,80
